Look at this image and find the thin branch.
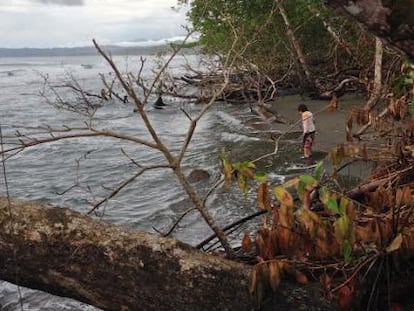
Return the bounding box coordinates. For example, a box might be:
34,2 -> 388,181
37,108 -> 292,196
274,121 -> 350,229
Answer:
196,210 -> 266,250
2,128 -> 159,156
88,164 -> 171,215
153,207 -> 196,237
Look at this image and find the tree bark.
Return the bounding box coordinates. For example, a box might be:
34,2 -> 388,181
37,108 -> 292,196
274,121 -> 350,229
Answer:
323,0 -> 414,61
276,0 -> 313,87
0,197 -> 252,311
0,197 -> 338,311
365,37 -> 383,110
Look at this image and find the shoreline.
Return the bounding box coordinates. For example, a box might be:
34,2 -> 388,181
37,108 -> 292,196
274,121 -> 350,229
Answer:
266,93 -> 366,153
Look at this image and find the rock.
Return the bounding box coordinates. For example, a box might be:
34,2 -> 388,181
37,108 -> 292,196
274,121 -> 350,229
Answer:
153,96 -> 166,109
187,169 -> 210,183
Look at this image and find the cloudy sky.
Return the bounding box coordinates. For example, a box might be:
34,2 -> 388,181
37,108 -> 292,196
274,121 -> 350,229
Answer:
0,0 -> 190,48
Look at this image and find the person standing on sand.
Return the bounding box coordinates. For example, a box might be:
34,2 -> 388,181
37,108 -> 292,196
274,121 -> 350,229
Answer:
297,104 -> 316,165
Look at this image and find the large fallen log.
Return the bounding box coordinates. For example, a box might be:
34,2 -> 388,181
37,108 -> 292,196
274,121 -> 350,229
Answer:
0,197 -> 335,311
0,197 -> 251,311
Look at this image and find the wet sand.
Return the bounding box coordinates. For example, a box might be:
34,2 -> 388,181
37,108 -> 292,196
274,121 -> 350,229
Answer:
267,93 -> 366,153
263,94 -> 374,181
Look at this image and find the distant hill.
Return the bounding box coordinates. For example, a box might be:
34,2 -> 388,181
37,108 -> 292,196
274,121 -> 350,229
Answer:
0,43 -> 199,58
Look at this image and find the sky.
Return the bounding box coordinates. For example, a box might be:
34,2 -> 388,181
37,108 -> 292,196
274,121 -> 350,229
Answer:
0,0 -> 190,48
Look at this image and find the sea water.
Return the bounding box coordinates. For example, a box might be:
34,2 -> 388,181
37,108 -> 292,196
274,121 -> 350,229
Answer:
0,53 -> 292,310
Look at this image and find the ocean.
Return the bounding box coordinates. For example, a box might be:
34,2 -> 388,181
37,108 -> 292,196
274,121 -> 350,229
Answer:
0,53 -> 297,310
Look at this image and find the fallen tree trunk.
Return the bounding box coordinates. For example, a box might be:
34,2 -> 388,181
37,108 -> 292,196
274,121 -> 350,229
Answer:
0,197 -> 336,311
0,197 -> 252,311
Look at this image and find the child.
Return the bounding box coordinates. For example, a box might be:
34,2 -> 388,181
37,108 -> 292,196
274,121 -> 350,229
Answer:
297,104 -> 316,165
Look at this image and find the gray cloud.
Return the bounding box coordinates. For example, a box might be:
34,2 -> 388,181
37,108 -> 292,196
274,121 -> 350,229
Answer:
33,0 -> 84,5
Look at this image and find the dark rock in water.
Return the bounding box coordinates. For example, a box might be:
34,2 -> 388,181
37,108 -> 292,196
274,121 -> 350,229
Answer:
153,96 -> 166,109
187,169 -> 210,183
81,64 -> 93,69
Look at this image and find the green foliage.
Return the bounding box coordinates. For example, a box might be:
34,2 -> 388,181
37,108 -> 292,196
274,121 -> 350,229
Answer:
343,240 -> 352,263
394,62 -> 414,97
314,161 -> 324,181
187,0 -> 367,77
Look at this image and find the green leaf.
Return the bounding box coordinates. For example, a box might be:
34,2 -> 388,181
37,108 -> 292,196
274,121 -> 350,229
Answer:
297,181 -> 306,198
319,186 -> 329,203
343,240 -> 352,263
335,215 -> 350,241
327,197 -> 340,214
339,197 -> 349,216
254,172 -> 267,182
237,174 -> 249,197
299,175 -> 318,187
244,161 -> 256,169
219,147 -> 227,161
404,78 -> 414,85
314,161 -> 324,181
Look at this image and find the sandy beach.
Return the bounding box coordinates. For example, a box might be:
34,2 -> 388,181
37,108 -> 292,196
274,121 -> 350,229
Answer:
267,93 -> 366,153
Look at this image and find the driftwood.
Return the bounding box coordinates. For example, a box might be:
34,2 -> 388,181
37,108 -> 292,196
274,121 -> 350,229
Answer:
0,197 -> 336,311
0,197 -> 251,311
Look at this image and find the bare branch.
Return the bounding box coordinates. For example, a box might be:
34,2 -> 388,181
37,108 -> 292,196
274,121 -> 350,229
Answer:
1,127 -> 159,156
88,164 -> 171,215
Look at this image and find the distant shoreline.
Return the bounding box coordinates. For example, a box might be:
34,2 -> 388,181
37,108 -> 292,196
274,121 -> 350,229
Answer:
0,44 -> 199,58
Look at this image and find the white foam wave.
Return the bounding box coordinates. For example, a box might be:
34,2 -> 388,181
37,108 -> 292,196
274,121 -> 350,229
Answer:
220,132 -> 261,143
215,110 -> 243,128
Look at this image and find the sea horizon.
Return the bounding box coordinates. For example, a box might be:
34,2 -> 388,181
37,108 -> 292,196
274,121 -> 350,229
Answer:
0,37 -> 199,58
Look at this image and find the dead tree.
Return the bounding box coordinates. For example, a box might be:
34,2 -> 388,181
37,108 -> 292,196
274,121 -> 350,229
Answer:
0,196 -> 336,311
0,197 -> 251,311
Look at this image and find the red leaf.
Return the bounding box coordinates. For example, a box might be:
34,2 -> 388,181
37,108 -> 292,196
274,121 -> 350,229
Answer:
256,234 -> 265,258
295,271 -> 309,284
242,233 -> 252,253
338,285 -> 353,310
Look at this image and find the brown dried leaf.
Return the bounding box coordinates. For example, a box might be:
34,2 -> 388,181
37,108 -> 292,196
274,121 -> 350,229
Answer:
264,234 -> 276,260
249,268 -> 257,296
279,204 -> 294,228
396,188 -> 403,207
268,261 -> 281,291
302,190 -> 311,210
295,270 -> 309,284
274,186 -> 294,208
386,233 -> 403,254
277,227 -> 292,254
223,161 -> 233,191
403,186 -> 412,205
320,273 -> 332,290
272,208 -> 279,228
256,233 -> 265,258
298,208 -> 320,239
315,227 -> 332,258
338,285 -> 353,310
257,181 -> 272,211
281,177 -> 300,189
242,233 -> 252,253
